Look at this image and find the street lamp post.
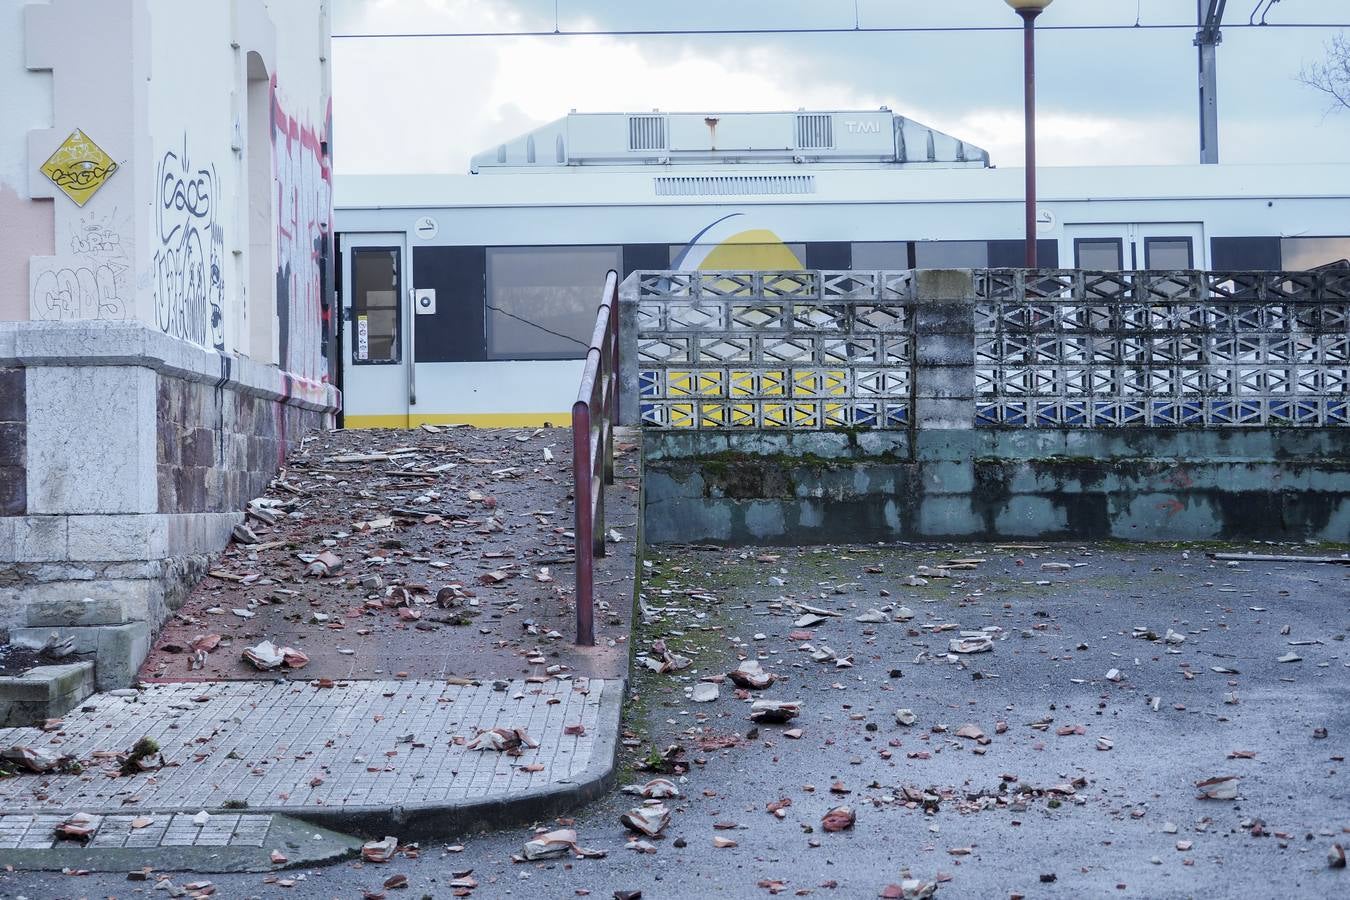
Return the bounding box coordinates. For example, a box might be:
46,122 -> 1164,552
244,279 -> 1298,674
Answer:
1006,0 -> 1053,268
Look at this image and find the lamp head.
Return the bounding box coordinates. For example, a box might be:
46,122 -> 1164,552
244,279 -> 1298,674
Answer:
1006,0 -> 1054,11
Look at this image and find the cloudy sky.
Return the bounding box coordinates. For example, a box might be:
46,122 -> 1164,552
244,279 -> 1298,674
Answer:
330,0 -> 1350,174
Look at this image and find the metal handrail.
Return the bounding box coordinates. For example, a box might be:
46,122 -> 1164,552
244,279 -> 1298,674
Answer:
571,270 -> 619,645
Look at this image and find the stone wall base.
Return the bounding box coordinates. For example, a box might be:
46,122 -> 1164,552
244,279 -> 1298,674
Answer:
0,661 -> 95,727
0,322 -> 339,703
644,429 -> 1350,545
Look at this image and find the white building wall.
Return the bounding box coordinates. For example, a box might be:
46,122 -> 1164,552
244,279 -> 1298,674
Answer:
4,0 -> 333,385
0,0 -> 54,323
0,0 -> 338,690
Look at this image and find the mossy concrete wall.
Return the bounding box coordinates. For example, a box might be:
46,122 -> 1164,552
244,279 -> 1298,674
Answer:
643,429 -> 1350,544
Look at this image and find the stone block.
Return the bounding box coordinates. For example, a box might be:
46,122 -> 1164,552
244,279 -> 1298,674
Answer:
0,367 -> 25,422
914,365 -> 974,399
913,301 -> 975,335
917,496 -> 983,537
0,661 -> 95,702
914,333 -> 975,367
921,460 -> 975,494
26,365 -> 158,514
994,496 -> 1070,537
916,397 -> 974,430
914,268 -> 976,301
28,562 -> 98,582
743,502 -> 786,540
11,622 -> 151,690
66,514 -> 169,561
24,595 -> 133,627
0,661 -> 95,726
0,465 -> 25,516
913,429 -> 981,462
855,430 -> 910,458
0,422 -> 24,466
13,577 -> 158,624
10,515 -> 68,562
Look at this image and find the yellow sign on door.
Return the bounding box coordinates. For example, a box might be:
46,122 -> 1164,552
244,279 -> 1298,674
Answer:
40,129 -> 119,207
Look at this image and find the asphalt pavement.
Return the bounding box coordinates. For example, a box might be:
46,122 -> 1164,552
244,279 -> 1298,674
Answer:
3,541 -> 1346,899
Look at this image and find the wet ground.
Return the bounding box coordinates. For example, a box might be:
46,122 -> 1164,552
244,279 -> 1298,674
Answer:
138,426 -> 640,684
10,540 -> 1347,898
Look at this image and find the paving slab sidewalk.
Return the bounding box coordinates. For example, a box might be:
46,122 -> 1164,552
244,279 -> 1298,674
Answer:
0,677 -> 623,845
0,427 -> 641,864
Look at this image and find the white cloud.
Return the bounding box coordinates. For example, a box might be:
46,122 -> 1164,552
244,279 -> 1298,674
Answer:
333,0 -> 887,173
331,0 -> 1350,174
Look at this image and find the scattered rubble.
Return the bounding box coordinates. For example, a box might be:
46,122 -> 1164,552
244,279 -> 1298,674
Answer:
515,828 -> 606,862
466,727 -> 538,754
361,836 -> 399,863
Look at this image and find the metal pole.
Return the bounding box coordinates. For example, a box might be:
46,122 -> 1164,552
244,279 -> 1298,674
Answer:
572,402 -> 595,646
1196,0 -> 1224,165
1020,9 -> 1040,268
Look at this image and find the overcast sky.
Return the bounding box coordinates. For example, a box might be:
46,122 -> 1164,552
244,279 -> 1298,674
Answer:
330,0 -> 1350,174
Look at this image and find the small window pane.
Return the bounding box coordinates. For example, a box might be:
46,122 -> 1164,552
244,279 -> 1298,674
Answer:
487,246 -> 621,359
914,240 -> 988,268
1075,239 -> 1123,271
1145,238 -> 1193,270
851,242 -> 908,269
351,247 -> 400,364
1280,237 -> 1350,271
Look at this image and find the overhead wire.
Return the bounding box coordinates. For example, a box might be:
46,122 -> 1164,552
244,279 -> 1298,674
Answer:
333,21 -> 1346,40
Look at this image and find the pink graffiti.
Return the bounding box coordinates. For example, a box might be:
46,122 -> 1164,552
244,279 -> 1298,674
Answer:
272,77 -> 332,383
1158,498 -> 1186,517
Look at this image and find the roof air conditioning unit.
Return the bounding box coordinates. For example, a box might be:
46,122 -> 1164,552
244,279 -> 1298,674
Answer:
796,114 -> 833,150
628,115 -> 666,151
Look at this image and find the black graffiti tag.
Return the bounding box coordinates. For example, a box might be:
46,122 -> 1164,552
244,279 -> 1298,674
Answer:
154,142 -> 225,350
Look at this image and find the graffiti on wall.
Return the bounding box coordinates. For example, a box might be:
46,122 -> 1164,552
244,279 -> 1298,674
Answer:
272,78 -> 332,381
30,212 -> 131,321
154,140 -> 225,351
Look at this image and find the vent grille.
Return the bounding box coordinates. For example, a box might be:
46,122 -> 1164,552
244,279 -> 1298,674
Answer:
796,114 -> 833,150
654,175 -> 816,197
628,115 -> 666,150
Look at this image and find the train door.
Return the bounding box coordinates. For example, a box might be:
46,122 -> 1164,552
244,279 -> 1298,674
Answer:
1064,223 -> 1206,271
341,233 -> 410,428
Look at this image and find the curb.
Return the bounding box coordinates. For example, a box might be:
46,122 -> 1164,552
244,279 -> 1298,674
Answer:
281,674 -> 628,841
0,814 -> 361,874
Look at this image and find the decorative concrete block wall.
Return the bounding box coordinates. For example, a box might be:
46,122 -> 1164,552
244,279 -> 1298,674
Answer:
627,268 -> 1350,544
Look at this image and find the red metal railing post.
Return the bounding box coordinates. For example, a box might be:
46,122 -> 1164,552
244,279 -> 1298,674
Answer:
572,270 -> 619,647
572,400 -> 595,646
605,277 -> 618,484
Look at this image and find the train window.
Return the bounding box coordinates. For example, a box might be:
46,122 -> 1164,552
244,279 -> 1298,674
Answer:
851,242 -> 909,269
1074,238 -> 1123,270
1144,237 -> 1193,270
1210,237 -> 1282,271
350,247 -> 401,364
1280,237 -> 1350,271
914,241 -> 988,268
485,246 -> 621,359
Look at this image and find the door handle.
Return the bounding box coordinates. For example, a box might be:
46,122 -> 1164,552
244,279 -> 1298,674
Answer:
407,286 -> 416,407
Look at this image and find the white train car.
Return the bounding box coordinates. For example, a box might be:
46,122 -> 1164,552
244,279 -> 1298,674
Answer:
334,108 -> 1350,428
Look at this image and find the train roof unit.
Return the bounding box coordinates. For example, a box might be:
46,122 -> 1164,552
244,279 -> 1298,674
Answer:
468,109 -> 991,173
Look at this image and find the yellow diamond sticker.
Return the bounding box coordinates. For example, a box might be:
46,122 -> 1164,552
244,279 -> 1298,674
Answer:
40,129 -> 119,207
